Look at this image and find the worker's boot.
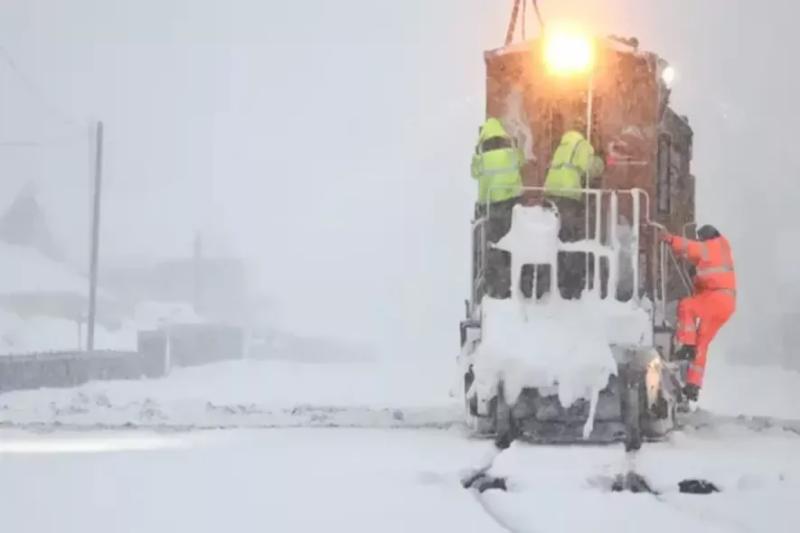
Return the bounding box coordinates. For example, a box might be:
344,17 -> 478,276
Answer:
682,383 -> 700,402
674,344 -> 696,361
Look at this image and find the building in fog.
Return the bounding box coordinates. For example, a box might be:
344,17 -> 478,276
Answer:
0,182 -> 63,262
103,236 -> 251,326
152,255 -> 248,324
0,184 -> 106,326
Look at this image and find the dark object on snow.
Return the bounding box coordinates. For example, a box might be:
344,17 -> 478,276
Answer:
463,472 -> 507,493
679,479 -> 719,494
494,431 -> 514,450
697,225 -> 721,241
674,344 -> 696,361
611,472 -> 657,494
461,457 -> 496,490
461,469 -> 488,489
462,437 -> 507,491
683,383 -> 700,402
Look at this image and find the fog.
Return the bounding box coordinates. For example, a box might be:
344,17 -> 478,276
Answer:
0,1 -> 796,366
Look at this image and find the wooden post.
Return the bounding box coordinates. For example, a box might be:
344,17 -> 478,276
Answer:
87,121 -> 104,351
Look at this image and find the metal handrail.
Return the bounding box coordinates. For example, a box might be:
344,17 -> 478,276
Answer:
668,247 -> 694,296
645,209 -> 693,333
644,213 -> 694,296
475,186 -> 650,303
471,216 -> 488,306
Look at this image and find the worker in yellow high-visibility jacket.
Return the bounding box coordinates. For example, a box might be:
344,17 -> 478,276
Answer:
544,130 -> 604,298
470,117 -> 524,299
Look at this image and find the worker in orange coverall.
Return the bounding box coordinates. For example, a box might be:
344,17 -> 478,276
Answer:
662,225 -> 736,402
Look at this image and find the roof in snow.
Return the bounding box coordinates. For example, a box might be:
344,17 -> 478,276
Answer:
0,242 -> 87,296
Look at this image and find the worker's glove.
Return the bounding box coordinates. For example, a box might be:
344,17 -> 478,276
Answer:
661,232 -> 674,244
674,344 -> 696,362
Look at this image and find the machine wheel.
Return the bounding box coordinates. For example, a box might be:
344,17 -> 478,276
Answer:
494,382 -> 511,433
619,363 -> 644,452
464,368 -> 496,435
466,395 -> 497,436
493,381 -> 520,449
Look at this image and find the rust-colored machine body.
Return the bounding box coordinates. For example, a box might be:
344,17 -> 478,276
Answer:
483,37 -> 694,303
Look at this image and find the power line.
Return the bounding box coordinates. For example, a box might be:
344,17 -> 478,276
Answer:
0,131 -> 87,148
0,141 -> 40,147
531,0 -> 545,32
0,44 -> 81,128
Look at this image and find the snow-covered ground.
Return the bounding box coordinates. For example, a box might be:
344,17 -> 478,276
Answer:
0,359 -> 462,428
2,357 -> 800,532
2,355 -> 800,428
0,242 -> 86,295
0,428 -> 506,533
483,424 -> 800,533
701,358 -> 800,421
0,425 -> 798,533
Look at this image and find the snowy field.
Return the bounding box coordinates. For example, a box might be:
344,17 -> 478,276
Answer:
2,356 -> 800,428
0,425 -> 799,533
1,358 -> 800,532
0,359 -> 462,428
0,428 -> 505,533
482,423 -> 800,533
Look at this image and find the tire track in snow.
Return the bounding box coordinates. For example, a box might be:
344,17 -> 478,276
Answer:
472,492 -> 520,533
656,496 -> 754,533
472,485 -> 755,533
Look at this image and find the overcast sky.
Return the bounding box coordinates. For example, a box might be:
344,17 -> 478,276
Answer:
0,1 -> 796,365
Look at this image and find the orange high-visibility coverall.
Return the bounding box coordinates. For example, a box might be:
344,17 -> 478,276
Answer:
666,235 -> 737,388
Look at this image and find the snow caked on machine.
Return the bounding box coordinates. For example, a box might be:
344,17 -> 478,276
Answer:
459,7 -> 696,451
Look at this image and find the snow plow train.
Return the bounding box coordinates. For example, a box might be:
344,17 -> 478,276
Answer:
459,14 -> 695,452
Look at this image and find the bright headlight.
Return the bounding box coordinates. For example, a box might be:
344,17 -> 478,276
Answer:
661,65 -> 676,87
543,29 -> 595,76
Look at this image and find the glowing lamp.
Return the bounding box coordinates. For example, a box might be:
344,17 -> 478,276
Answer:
543,29 -> 595,76
661,65 -> 676,87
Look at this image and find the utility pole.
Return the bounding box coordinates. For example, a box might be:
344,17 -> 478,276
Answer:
87,121 -> 104,351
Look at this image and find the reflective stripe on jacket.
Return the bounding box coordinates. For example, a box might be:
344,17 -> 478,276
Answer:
544,130 -> 595,201
471,118 -> 523,204
669,235 -> 737,293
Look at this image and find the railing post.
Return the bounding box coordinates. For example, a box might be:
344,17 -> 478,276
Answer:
608,192 -> 619,300
632,190 -> 641,301
594,190 -> 602,243
476,185 -> 653,304
658,240 -> 667,322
